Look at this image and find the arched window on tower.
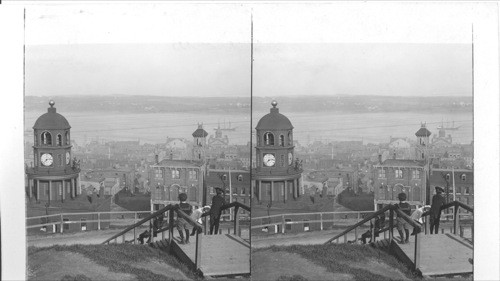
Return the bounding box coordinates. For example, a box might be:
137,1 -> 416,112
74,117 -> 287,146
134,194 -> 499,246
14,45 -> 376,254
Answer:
264,132 -> 274,146
57,134 -> 62,146
65,131 -> 70,145
288,131 -> 293,146
279,135 -> 284,146
41,131 -> 52,145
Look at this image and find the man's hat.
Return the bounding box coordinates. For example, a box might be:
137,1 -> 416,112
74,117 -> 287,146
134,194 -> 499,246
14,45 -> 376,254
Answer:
435,186 -> 444,193
215,187 -> 223,193
178,193 -> 187,201
397,192 -> 407,201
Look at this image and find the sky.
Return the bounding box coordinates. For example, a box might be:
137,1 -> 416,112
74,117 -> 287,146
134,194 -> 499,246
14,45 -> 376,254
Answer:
24,2 -> 486,98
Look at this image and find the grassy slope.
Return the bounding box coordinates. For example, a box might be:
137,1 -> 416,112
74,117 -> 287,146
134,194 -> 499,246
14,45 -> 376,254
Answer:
28,244 -> 197,281
254,243 -> 418,281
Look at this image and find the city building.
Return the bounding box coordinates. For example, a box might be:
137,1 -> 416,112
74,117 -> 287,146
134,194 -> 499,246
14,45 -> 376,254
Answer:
373,124 -> 431,209
432,127 -> 453,147
252,101 -> 302,203
415,123 -> 432,160
25,101 -> 111,234
429,168 -> 473,208
373,158 -> 427,209
149,159 -> 206,210
25,101 -> 81,203
206,169 -> 251,214
208,125 -> 230,149
192,124 -> 208,161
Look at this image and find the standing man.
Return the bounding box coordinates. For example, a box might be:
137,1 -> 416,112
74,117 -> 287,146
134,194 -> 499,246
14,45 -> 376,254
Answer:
210,187 -> 226,235
430,186 -> 446,234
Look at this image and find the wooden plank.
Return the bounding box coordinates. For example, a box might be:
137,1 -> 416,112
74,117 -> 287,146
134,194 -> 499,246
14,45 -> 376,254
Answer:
393,233 -> 473,276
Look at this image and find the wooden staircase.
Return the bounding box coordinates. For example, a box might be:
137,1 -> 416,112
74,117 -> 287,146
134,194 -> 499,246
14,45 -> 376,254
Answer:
103,202 -> 251,278
325,201 -> 474,278
392,233 -> 473,277
169,234 -> 250,277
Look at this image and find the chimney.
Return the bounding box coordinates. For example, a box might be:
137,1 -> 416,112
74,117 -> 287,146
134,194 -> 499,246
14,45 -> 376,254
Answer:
393,152 -> 396,159
169,152 -> 173,160
378,154 -> 382,164
155,154 -> 159,164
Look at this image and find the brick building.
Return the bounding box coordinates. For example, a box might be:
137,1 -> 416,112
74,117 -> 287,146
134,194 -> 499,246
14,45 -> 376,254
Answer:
429,168 -> 473,208
373,159 -> 427,210
149,159 -> 205,210
206,169 -> 251,213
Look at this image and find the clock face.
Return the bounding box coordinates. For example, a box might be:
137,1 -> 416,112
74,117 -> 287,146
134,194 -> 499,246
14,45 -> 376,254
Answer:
263,153 -> 276,167
288,152 -> 293,165
40,153 -> 53,166
66,152 -> 71,164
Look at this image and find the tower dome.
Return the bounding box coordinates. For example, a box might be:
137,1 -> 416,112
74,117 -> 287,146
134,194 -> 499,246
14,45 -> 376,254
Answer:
255,100 -> 293,130
33,100 -> 71,130
415,123 -> 431,137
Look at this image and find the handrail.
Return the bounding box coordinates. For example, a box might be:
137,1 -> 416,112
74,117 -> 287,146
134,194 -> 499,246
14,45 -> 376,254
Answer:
177,208 -> 203,233
322,200 -> 474,272
394,208 -> 421,231
102,204 -> 175,244
441,201 -> 474,213
221,201 -> 251,212
422,200 -> 474,218
324,204 -> 393,244
102,204 -> 204,245
201,201 -> 251,218
251,210 -> 373,221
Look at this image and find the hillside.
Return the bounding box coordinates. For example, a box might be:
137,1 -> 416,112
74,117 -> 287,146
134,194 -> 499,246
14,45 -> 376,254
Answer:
28,244 -> 195,281
252,243 -> 472,281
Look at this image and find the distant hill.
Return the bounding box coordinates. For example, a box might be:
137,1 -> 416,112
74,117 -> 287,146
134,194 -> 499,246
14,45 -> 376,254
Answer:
253,95 -> 473,114
25,95 -> 250,114
25,95 -> 471,114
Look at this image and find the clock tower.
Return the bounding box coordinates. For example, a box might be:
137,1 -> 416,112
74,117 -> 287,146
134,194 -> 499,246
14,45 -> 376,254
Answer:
253,100 -> 302,203
26,100 -> 80,204
192,123 -> 208,161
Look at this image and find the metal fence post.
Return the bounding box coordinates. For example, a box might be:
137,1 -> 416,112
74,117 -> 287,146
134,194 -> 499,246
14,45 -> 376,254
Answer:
60,214 -> 64,234
281,215 -> 285,234
320,213 -> 323,231
97,213 -> 101,230
389,208 -> 394,244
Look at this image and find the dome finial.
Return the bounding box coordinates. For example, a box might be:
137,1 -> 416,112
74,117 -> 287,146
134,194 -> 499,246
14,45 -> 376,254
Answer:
271,100 -> 278,108
49,100 -> 55,108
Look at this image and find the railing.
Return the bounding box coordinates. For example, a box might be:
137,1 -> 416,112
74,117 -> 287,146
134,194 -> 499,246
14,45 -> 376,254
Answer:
324,205 -> 394,244
219,201 -> 251,237
26,210 -> 151,233
422,201 -> 474,240
251,210 -> 373,234
101,204 -> 204,269
324,201 -> 473,272
101,201 -> 250,271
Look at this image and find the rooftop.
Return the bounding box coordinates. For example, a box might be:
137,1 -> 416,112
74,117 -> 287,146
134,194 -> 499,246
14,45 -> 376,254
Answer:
378,159 -> 426,167
33,101 -> 71,130
152,159 -> 204,168
255,100 -> 293,130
